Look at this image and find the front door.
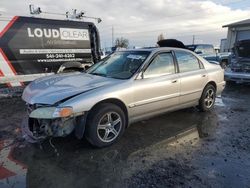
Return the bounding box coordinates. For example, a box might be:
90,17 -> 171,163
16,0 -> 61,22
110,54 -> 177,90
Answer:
130,52 -> 180,120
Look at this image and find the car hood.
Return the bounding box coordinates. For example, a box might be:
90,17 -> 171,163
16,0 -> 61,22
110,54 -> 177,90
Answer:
235,40 -> 250,58
22,72 -> 120,105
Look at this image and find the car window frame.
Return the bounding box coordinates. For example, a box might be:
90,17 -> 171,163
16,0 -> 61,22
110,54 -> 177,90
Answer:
142,51 -> 177,79
173,50 -> 204,73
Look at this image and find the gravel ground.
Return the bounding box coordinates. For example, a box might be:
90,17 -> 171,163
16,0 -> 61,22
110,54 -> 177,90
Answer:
0,83 -> 250,188
125,83 -> 250,188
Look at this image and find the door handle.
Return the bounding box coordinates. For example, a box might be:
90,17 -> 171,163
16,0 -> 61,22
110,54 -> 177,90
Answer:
171,79 -> 178,83
201,74 -> 207,77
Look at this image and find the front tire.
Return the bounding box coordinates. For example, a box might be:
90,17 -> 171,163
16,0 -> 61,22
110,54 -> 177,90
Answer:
198,84 -> 216,112
85,103 -> 126,147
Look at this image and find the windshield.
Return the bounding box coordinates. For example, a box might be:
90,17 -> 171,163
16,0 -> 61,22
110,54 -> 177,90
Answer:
87,51 -> 150,79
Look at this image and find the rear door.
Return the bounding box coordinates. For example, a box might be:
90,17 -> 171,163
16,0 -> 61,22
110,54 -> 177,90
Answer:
174,50 -> 208,104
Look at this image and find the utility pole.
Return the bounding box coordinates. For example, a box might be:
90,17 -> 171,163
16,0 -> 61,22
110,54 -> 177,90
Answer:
192,35 -> 195,45
112,26 -> 114,47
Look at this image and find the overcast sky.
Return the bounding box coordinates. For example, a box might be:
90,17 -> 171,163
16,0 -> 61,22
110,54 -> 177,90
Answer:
1,0 -> 250,48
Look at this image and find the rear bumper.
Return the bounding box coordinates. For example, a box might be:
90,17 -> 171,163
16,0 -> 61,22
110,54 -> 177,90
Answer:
217,81 -> 226,96
225,70 -> 250,83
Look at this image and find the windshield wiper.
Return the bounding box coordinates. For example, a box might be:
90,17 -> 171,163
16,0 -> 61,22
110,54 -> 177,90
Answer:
90,72 -> 107,77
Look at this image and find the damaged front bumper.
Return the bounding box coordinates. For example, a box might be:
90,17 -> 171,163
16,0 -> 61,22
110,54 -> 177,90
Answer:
21,105 -> 87,143
225,69 -> 250,83
21,117 -> 43,143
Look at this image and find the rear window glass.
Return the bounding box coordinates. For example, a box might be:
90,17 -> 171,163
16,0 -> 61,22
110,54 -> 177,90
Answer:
175,51 -> 201,73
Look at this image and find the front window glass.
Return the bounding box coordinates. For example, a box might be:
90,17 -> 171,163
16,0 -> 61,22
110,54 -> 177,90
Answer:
87,51 -> 150,79
175,51 -> 201,73
144,53 -> 175,78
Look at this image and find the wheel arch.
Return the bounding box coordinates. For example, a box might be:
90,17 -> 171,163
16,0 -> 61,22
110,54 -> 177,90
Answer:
206,81 -> 217,92
88,98 -> 129,128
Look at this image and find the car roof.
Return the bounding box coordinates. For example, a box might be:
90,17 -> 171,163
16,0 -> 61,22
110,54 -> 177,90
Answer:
186,44 -> 213,47
119,47 -> 191,53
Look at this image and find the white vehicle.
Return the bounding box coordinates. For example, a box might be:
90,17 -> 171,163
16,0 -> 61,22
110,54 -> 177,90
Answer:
0,16 -> 101,89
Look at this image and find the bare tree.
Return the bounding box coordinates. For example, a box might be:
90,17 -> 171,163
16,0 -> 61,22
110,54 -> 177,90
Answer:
157,33 -> 165,42
115,37 -> 129,48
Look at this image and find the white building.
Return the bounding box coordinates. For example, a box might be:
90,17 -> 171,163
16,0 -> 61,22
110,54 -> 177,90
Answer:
223,19 -> 250,52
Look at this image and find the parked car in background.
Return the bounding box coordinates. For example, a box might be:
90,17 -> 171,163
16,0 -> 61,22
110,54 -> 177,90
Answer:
225,39 -> 250,83
186,44 -> 230,68
22,47 -> 225,147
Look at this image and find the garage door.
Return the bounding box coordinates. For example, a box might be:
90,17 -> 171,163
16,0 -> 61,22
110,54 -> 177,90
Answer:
237,30 -> 250,41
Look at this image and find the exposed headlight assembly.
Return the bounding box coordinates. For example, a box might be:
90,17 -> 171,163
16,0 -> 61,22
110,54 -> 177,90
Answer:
29,107 -> 73,119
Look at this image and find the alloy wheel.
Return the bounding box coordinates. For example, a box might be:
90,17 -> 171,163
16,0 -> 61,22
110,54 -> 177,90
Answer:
97,112 -> 122,143
204,89 -> 215,108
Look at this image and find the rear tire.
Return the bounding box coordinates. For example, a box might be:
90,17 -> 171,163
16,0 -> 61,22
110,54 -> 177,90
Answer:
85,103 -> 126,148
198,84 -> 216,112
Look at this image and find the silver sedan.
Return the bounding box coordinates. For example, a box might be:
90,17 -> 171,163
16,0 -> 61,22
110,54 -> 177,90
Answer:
22,48 -> 225,147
